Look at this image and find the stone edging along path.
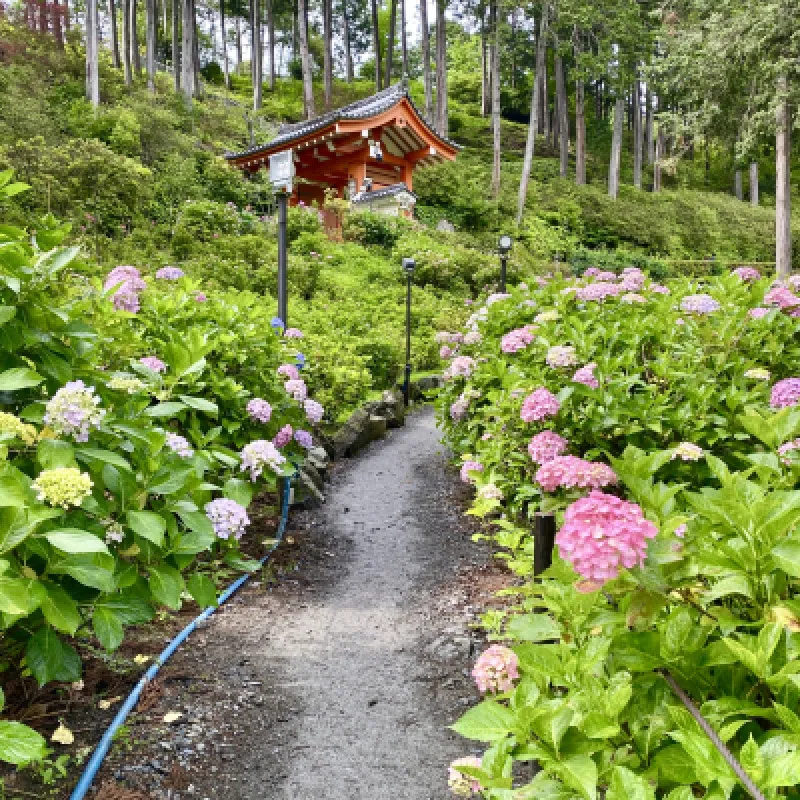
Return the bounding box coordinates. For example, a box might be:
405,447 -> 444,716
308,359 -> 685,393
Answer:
83,404 -> 510,799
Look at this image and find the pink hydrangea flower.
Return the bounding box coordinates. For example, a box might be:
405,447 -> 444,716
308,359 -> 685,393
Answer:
195,292 -> 207,302
778,438 -> 800,465
284,327 -> 304,339
733,266 -> 761,282
278,363 -> 300,381
463,331 -> 482,345
528,431 -> 568,464
246,398 -> 272,424
650,283 -> 671,295
273,424 -> 293,448
304,398 -> 324,424
674,523 -> 688,538
535,455 -> 617,493
749,307 -> 772,319
440,345 -> 454,359
448,757 -> 482,796
595,270 -> 617,281
584,267 -> 600,277
460,461 -> 483,484
445,356 -> 477,380
520,388 -> 560,422
575,282 -> 623,302
112,289 -> 140,313
501,327 -> 535,354
471,645 -> 519,693
104,265 -> 146,294
486,292 -> 511,306
140,356 -> 166,373
764,286 -> 800,310
771,378 -> 800,409
285,379 -> 308,402
555,490 -> 658,584
450,395 -> 469,421
572,362 -> 599,389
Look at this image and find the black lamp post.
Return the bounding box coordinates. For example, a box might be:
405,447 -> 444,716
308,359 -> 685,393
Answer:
498,234 -> 512,292
402,257 -> 416,407
276,189 -> 289,326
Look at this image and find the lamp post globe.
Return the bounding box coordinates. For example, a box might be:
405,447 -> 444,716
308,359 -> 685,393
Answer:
497,235 -> 512,291
402,258 -> 416,407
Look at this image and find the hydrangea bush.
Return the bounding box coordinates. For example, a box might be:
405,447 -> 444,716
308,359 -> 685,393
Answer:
0,194 -> 327,768
437,267 -> 800,797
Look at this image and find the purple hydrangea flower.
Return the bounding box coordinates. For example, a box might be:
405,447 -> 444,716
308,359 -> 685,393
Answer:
155,266 -> 185,280
246,398 -> 272,424
195,292 -> 207,302
294,429 -> 313,449
284,328 -> 304,339
140,356 -> 167,373
44,381 -> 105,442
112,288 -> 141,313
166,432 -> 193,458
273,424 -> 293,448
205,497 -> 250,539
680,294 -> 720,314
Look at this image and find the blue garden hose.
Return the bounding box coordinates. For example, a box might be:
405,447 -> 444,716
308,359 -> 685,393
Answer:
69,477 -> 293,800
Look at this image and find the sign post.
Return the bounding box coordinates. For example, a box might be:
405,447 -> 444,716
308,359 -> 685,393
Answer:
269,151 -> 294,327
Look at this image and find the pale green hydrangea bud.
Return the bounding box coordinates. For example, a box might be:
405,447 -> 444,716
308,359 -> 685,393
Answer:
31,468 -> 93,509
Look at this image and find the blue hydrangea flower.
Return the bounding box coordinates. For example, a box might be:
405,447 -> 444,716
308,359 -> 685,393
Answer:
270,317 -> 285,330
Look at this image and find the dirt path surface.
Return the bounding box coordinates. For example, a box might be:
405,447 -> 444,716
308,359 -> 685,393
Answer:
91,407 -> 506,800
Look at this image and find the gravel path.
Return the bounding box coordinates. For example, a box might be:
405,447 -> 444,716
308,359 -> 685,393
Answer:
91,407 -> 498,800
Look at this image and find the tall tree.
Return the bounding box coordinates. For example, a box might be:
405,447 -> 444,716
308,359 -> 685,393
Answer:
385,0 -> 397,86
131,0 -> 142,73
516,1 -> 548,224
371,0 -> 381,90
775,73 -> 791,277
489,0 -> 500,198
235,17 -> 242,72
400,0 -> 407,76
645,89 -> 654,164
121,0 -> 133,84
323,0 -> 333,107
110,0 -> 121,68
146,0 -> 157,91
608,93 -> 624,198
749,161 -> 758,206
298,0 -> 315,117
251,0 -> 262,109
632,78 -> 642,188
419,0 -> 433,120
573,26 -> 586,185
266,0 -> 275,89
342,0 -> 353,82
555,47 -> 569,177
172,0 -> 180,90
434,0 -> 448,135
86,0 -> 100,107
180,0 -> 195,104
220,0 -> 229,87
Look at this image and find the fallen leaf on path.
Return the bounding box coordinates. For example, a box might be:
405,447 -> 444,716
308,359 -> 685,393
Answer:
98,696 -> 122,710
163,711 -> 183,723
133,654 -> 151,665
51,722 -> 74,745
